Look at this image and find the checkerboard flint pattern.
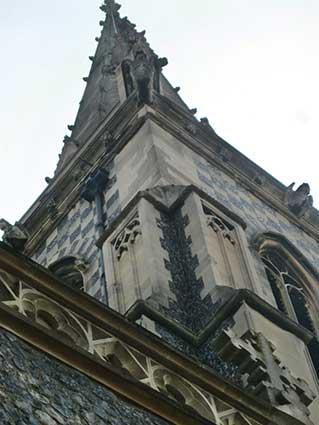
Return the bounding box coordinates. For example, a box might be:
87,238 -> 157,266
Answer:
194,157 -> 319,273
33,199 -> 104,298
33,174 -> 122,302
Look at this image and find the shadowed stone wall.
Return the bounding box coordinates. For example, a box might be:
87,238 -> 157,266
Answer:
0,330 -> 169,425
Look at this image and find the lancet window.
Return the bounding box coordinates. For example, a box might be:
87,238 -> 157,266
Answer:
259,239 -> 319,380
202,201 -> 256,292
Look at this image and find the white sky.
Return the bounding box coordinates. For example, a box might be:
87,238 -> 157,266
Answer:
0,0 -> 318,227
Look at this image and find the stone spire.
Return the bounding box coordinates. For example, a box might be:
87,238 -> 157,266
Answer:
55,1 -> 190,174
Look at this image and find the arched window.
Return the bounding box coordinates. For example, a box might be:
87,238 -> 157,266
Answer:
257,233 -> 319,380
49,257 -> 85,292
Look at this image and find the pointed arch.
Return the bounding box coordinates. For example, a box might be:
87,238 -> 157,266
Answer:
255,232 -> 319,379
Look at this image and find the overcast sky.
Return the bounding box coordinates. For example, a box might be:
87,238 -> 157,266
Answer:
0,0 -> 318,229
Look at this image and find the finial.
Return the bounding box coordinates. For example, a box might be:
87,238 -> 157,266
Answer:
100,0 -> 121,15
156,57 -> 168,69
100,1 -> 121,34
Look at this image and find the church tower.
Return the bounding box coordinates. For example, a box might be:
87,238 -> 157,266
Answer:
0,2 -> 318,424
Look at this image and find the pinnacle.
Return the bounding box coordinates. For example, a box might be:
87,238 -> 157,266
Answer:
99,0 -> 122,36
54,0 -> 191,175
100,0 -> 121,15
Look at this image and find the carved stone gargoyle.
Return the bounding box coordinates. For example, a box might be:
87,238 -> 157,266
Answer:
122,48 -> 168,105
0,219 -> 28,251
285,183 -> 313,218
131,49 -> 154,104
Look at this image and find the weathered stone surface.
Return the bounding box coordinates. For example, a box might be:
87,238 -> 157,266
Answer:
0,330 -> 169,425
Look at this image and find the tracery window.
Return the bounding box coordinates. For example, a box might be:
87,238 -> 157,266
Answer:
202,201 -> 255,292
259,239 -> 319,380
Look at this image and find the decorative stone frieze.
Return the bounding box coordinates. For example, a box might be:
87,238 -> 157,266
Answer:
0,266 -> 263,425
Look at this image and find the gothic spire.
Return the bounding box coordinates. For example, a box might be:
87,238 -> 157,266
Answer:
54,1 -> 190,174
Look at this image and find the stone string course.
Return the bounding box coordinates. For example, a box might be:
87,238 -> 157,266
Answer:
0,330 -> 169,425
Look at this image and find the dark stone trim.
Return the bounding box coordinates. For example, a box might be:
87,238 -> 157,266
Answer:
157,209 -> 212,333
126,288 -> 314,346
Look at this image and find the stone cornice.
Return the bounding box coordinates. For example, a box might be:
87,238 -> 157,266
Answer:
96,184 -> 247,247
0,242 -> 305,425
0,303 -> 211,425
151,95 -> 319,241
21,94 -> 319,255
125,290 -> 314,347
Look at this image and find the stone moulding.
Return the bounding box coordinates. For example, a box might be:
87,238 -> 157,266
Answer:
125,288 -> 313,348
96,184 -> 314,344
21,97 -> 319,258
96,184 -> 247,248
254,232 -> 319,281
98,185 -> 314,346
0,242 -> 304,425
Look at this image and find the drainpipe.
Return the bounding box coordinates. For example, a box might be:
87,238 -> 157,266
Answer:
81,168 -> 109,304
